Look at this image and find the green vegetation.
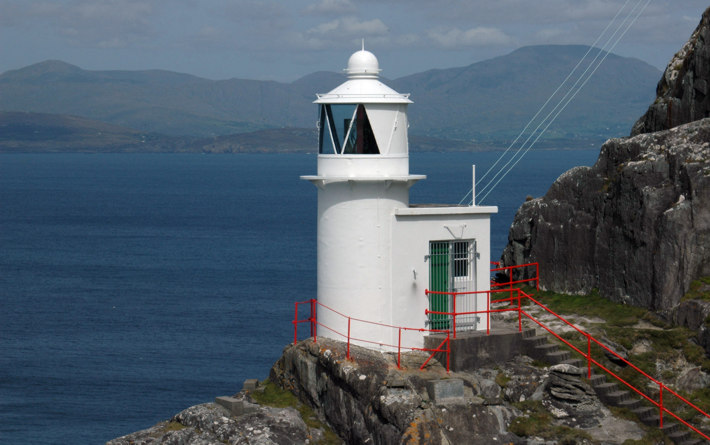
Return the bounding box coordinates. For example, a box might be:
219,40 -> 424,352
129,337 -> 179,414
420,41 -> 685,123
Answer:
162,421 -> 186,432
528,288 -> 648,327
525,286 -> 710,432
495,370 -> 511,388
622,430 -> 671,445
681,275 -> 710,302
250,379 -> 341,445
509,400 -> 594,443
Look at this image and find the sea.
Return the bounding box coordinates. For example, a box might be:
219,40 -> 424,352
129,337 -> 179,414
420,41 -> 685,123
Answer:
0,149 -> 598,444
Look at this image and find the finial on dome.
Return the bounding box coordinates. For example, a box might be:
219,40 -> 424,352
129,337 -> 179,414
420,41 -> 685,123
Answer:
345,42 -> 381,79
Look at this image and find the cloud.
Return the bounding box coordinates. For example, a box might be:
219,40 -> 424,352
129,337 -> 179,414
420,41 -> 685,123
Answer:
306,0 -> 356,15
428,26 -> 514,48
307,17 -> 389,36
0,0 -> 159,48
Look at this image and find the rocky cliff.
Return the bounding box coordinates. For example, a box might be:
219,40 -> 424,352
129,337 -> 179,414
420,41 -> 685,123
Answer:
501,119 -> 710,309
109,336 -> 652,444
631,7 -> 710,136
501,9 -> 710,310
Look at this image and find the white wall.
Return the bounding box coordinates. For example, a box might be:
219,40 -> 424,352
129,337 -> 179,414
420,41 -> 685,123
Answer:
390,206 -> 497,349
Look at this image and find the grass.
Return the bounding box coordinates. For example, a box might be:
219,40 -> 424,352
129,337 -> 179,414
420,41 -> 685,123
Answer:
495,370 -> 511,388
250,379 -> 341,445
681,275 -> 710,302
519,285 -> 710,434
509,400 -> 594,444
527,287 -> 649,327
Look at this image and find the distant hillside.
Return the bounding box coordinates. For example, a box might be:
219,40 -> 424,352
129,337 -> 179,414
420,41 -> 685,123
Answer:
393,45 -> 659,143
0,111 -> 188,152
0,45 -> 660,149
0,111 -> 489,154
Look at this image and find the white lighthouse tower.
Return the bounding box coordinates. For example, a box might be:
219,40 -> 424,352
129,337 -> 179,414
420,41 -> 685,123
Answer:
302,47 -> 497,351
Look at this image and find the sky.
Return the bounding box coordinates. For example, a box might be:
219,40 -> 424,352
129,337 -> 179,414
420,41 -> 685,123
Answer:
0,0 -> 708,82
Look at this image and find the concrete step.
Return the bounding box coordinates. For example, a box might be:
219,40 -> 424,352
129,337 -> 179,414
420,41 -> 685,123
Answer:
661,422 -> 681,436
534,343 -> 559,354
604,390 -> 632,405
588,374 -> 606,386
594,382 -> 618,396
546,350 -> 571,364
617,397 -> 641,411
522,335 -> 548,347
561,358 -> 584,368
521,328 -> 537,339
675,438 -> 704,445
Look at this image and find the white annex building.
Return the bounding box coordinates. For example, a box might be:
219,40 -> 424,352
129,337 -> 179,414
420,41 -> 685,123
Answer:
302,47 -> 497,351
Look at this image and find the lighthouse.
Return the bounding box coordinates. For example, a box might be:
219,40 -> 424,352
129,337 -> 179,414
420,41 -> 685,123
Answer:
302,47 -> 497,351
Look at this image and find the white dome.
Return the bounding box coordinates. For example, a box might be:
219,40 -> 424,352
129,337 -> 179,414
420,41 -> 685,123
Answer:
345,50 -> 380,78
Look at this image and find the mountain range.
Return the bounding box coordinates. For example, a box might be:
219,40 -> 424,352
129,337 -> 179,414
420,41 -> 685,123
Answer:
0,45 -> 661,152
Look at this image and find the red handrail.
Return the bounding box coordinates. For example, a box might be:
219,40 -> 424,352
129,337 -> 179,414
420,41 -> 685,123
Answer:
293,298 -> 451,372
491,262 -> 540,291
427,282 -> 710,441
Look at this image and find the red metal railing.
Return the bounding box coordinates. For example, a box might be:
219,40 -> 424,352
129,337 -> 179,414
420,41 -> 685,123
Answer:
516,292 -> 710,441
426,262 -> 710,441
293,298 -> 451,372
490,261 -> 539,291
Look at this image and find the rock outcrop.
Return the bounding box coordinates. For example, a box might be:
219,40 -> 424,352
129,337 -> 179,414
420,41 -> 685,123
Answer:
501,8 -> 710,310
107,336 -> 654,444
631,7 -> 710,136
502,118 -> 710,309
106,399 -> 317,445
270,338 -> 525,444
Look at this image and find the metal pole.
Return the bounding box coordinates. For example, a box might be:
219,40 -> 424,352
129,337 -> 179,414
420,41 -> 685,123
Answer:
452,292 -> 457,339
347,317 -> 351,360
294,302 -> 299,343
487,292 -> 490,335
517,289 -> 522,332
311,299 -> 316,342
587,334 -> 591,379
659,383 -> 663,428
397,328 -> 402,369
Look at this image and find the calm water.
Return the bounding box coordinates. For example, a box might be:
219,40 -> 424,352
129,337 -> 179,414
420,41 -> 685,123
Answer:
0,150 -> 597,444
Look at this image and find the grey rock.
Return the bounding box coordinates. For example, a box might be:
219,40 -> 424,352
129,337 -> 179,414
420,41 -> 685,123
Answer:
107,402 -> 314,445
270,338 -> 524,444
543,364 -> 603,428
501,118 -> 710,310
501,8 -> 710,312
632,7 -> 710,136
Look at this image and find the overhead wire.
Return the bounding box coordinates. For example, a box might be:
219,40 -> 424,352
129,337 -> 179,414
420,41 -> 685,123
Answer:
458,0 -> 634,206
460,0 -> 651,205
477,0 -> 652,204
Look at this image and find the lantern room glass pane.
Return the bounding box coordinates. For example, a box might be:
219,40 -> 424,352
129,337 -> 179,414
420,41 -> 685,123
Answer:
318,104 -> 380,155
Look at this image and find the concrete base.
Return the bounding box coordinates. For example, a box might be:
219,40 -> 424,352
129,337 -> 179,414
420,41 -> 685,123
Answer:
215,396 -> 257,416
242,379 -> 259,392
424,326 -> 532,372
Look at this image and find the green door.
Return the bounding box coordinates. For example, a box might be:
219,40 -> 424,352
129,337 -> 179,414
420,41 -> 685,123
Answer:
429,242 -> 450,329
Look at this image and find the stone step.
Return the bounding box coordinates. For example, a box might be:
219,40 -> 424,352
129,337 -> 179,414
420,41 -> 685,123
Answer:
594,382 -> 618,395
675,438 -> 704,445
588,374 -> 606,386
522,335 -> 548,347
661,421 -> 681,436
561,358 -> 584,368
521,328 -> 537,339
604,390 -> 632,405
639,413 -> 661,427
617,397 -> 641,411
546,350 -> 571,364
534,343 -> 559,354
